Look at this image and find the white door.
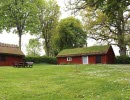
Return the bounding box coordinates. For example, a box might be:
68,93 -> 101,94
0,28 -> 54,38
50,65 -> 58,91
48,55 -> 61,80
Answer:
82,56 -> 88,64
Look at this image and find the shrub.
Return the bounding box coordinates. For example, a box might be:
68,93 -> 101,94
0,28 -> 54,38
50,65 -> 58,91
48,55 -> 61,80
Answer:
115,56 -> 130,64
24,56 -> 57,64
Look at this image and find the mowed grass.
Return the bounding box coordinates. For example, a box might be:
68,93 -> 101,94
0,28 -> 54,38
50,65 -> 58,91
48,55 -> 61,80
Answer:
0,64 -> 130,100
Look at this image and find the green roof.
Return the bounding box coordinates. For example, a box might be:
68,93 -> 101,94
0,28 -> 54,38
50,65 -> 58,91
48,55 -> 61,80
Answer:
57,45 -> 110,57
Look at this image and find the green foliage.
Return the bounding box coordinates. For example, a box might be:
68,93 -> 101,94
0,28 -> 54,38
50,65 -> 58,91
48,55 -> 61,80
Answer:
0,0 -> 39,48
75,0 -> 130,16
115,56 -> 130,64
24,56 -> 57,64
82,8 -> 115,43
33,0 -> 60,56
54,17 -> 87,52
26,39 -> 41,57
77,0 -> 130,56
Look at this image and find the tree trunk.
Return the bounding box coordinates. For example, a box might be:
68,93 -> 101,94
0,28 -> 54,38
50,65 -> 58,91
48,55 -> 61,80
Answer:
46,47 -> 50,56
44,40 -> 50,56
119,46 -> 126,56
17,25 -> 22,50
117,10 -> 126,56
18,33 -> 22,49
118,36 -> 126,56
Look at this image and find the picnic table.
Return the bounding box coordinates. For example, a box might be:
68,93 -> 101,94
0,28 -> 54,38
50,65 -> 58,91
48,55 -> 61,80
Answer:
13,62 -> 33,68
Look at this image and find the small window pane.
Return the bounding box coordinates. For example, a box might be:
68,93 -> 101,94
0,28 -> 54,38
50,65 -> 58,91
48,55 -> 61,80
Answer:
67,57 -> 72,61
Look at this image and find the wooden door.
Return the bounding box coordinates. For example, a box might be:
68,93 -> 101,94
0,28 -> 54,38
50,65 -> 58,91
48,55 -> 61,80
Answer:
82,56 -> 88,64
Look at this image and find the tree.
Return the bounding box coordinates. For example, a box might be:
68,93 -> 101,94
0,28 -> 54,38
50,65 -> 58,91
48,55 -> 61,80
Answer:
0,0 -> 38,49
26,39 -> 41,57
54,17 -> 87,52
34,0 -> 60,56
68,0 -> 130,56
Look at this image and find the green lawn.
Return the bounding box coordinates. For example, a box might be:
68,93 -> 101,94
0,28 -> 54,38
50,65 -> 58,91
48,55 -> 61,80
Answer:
0,64 -> 130,100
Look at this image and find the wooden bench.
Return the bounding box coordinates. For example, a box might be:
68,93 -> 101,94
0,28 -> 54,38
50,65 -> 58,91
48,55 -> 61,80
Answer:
13,62 -> 33,68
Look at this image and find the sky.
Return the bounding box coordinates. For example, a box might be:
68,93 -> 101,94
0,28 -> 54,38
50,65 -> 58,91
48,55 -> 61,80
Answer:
0,0 -> 120,56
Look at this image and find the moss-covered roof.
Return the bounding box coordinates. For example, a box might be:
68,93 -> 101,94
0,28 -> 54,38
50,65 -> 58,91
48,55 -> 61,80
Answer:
57,45 -> 110,57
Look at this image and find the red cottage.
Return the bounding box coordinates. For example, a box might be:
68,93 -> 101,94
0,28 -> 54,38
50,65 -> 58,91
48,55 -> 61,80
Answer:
57,45 -> 115,64
0,43 -> 24,66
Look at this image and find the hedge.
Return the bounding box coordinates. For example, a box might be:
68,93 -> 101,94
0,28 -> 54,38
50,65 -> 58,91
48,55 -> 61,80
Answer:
115,56 -> 130,64
24,56 -> 130,64
24,56 -> 57,64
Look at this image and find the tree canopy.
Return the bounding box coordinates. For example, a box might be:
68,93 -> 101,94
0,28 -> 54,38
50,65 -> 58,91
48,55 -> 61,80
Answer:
26,39 -> 41,57
69,0 -> 130,56
0,0 -> 38,49
54,17 -> 87,52
33,0 -> 60,57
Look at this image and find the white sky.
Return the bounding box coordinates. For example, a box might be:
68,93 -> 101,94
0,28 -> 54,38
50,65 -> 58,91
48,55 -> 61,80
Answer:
0,0 -> 120,56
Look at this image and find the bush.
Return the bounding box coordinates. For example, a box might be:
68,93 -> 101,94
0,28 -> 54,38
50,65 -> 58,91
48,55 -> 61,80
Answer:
115,56 -> 130,64
24,56 -> 57,64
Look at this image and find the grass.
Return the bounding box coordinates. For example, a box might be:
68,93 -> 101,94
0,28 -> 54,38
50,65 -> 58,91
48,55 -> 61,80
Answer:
57,45 -> 109,56
0,64 -> 130,100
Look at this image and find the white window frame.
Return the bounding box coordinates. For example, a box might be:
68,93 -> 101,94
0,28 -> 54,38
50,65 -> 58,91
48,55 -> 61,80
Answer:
67,57 -> 72,61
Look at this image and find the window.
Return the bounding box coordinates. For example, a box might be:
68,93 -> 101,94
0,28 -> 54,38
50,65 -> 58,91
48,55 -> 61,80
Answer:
67,57 -> 72,61
0,56 -> 6,62
96,55 -> 101,63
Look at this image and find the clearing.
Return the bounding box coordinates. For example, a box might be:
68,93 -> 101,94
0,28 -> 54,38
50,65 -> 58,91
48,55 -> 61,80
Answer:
0,64 -> 130,100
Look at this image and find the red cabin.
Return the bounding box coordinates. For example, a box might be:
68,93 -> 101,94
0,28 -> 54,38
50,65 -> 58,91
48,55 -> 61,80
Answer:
57,45 -> 115,64
0,43 -> 24,66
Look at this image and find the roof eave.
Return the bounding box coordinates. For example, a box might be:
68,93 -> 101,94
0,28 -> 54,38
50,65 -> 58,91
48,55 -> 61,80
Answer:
57,52 -> 107,57
0,53 -> 25,56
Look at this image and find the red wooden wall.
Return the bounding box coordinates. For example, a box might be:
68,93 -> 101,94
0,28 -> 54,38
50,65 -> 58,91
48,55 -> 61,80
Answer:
0,55 -> 24,66
88,55 -> 107,64
106,46 -> 115,64
57,46 -> 115,64
57,56 -> 82,64
88,55 -> 95,64
88,46 -> 115,64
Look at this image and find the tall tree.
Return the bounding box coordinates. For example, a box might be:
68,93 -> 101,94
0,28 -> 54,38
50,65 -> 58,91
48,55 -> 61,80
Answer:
82,7 -> 130,49
26,39 -> 41,57
54,17 -> 87,52
34,0 -> 60,56
68,0 -> 130,56
0,0 -> 38,49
